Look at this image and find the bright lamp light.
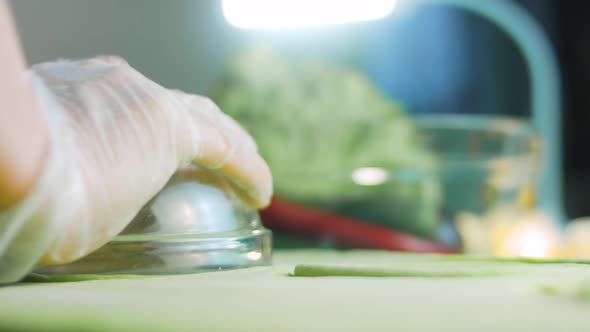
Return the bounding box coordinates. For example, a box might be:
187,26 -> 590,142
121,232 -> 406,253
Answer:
222,0 -> 397,29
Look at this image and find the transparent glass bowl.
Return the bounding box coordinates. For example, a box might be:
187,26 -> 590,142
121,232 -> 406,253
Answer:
37,167 -> 272,275
418,114 -> 540,207
267,114 -> 540,249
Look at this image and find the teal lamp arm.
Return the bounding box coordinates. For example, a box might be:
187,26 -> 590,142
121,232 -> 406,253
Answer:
404,0 -> 565,224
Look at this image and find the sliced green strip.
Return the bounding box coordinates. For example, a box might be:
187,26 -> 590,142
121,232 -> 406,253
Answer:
292,264 -> 509,278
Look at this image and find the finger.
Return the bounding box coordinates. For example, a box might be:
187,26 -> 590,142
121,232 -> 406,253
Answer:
178,95 -> 272,208
173,92 -> 258,152
192,119 -> 272,208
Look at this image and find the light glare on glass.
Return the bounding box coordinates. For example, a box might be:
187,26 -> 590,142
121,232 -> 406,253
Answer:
351,167 -> 389,186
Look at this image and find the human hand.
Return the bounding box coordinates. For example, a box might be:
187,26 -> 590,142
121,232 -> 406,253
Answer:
0,56 -> 272,282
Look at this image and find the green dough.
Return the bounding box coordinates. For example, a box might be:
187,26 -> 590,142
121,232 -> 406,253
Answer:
538,280 -> 590,302
1,250 -> 590,332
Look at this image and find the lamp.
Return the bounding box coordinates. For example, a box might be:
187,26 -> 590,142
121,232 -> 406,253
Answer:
222,0 -> 397,29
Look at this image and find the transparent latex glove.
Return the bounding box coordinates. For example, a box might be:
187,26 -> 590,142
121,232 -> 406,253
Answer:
0,56 -> 272,283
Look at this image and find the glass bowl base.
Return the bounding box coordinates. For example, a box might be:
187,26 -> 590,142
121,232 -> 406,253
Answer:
36,228 -> 272,275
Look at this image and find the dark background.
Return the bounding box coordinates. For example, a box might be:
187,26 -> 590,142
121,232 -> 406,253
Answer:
523,0 -> 590,218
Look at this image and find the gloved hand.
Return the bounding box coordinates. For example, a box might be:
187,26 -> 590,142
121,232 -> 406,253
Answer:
0,56 -> 272,283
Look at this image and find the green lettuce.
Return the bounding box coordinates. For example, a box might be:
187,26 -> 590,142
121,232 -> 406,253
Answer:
213,48 -> 441,238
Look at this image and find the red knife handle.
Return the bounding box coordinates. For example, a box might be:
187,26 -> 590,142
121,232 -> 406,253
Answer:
261,197 -> 457,254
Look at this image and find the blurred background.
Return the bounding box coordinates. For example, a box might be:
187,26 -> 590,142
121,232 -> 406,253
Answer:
10,0 -> 590,257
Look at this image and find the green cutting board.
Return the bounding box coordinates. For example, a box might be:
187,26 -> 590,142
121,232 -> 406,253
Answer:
0,250 -> 589,332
